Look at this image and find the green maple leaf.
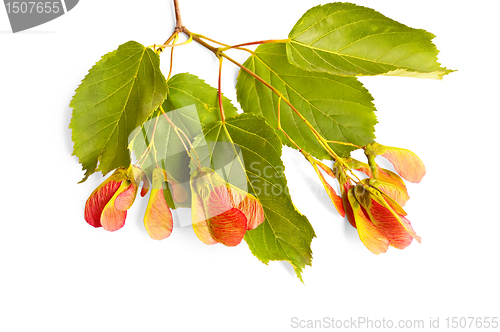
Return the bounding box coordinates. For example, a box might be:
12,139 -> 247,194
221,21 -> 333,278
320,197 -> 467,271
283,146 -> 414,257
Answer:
287,2 -> 453,78
70,41 -> 168,182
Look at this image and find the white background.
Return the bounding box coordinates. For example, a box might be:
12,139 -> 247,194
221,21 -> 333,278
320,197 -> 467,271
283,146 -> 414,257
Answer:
1,1 -> 499,331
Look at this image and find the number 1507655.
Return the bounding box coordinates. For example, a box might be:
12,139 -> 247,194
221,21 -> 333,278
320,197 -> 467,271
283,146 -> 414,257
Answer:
5,2 -> 61,14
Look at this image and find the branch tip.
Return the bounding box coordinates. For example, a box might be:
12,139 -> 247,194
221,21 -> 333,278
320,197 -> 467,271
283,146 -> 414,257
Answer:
173,0 -> 184,30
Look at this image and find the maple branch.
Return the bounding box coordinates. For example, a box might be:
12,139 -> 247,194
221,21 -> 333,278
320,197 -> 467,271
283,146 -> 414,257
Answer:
184,31 -> 361,182
219,39 -> 288,51
173,0 -> 184,31
184,28 -> 218,53
218,56 -> 226,122
178,22 -> 360,181
167,35 -> 179,80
